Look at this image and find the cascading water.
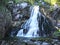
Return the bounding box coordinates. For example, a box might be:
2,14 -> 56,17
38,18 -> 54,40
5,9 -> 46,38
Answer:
16,5 -> 55,38
16,5 -> 40,37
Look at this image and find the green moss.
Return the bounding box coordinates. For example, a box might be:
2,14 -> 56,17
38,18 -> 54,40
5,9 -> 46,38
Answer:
31,37 -> 52,42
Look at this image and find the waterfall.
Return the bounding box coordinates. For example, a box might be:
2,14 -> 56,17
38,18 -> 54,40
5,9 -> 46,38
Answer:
25,6 -> 39,37
16,5 -> 40,37
16,5 -> 55,38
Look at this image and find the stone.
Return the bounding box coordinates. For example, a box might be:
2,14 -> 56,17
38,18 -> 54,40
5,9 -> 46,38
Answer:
20,2 -> 28,9
0,5 -> 12,39
0,12 -> 6,39
42,42 -> 50,45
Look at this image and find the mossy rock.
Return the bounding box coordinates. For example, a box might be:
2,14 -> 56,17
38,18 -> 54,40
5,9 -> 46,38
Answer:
0,5 -> 12,39
31,37 -> 52,42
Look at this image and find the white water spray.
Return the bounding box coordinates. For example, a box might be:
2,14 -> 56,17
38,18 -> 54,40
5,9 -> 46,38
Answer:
16,5 -> 39,37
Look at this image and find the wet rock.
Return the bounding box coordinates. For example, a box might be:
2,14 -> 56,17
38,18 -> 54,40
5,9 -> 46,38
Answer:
34,41 -> 42,45
7,2 -> 30,21
13,14 -> 21,21
57,42 -> 60,45
0,12 -> 5,39
20,2 -> 28,9
38,14 -> 55,37
24,41 -> 36,45
42,42 -> 50,45
1,40 -> 6,45
53,39 -> 59,42
13,8 -> 18,14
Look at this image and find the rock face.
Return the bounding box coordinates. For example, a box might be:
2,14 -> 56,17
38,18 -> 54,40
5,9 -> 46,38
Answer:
2,2 -> 31,37
0,12 -> 5,39
0,5 -> 12,39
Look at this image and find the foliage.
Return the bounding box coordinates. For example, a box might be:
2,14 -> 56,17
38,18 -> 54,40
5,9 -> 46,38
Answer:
14,0 -> 40,5
0,0 -> 60,6
44,0 -> 60,6
55,0 -> 60,6
0,0 -> 38,5
14,0 -> 23,3
53,29 -> 60,37
27,0 -> 35,5
44,0 -> 57,5
51,0 -> 57,5
14,0 -> 35,5
44,0 -> 51,5
0,0 -> 9,5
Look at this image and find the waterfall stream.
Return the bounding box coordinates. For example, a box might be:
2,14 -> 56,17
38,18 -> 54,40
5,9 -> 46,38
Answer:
16,5 -> 55,38
16,5 -> 40,37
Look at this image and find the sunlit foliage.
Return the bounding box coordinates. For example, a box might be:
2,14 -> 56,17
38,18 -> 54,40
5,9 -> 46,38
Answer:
51,0 -> 57,5
14,0 -> 39,5
14,0 -> 35,5
44,0 -> 60,6
0,0 -> 10,5
44,0 -> 51,5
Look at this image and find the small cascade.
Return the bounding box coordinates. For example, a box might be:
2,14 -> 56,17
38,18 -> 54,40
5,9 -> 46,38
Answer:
17,29 -> 23,36
16,5 -> 55,38
25,6 -> 39,37
16,5 -> 40,37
